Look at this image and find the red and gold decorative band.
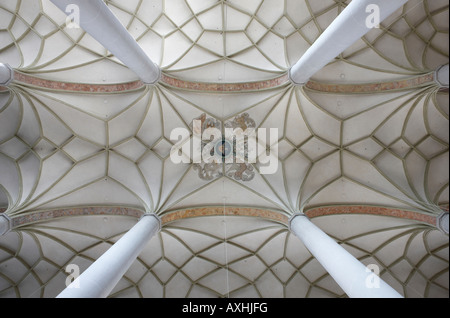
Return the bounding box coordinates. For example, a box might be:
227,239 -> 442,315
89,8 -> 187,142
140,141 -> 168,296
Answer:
4,205 -> 441,229
13,71 -> 145,93
305,73 -> 435,94
160,207 -> 289,225
160,73 -> 290,92
4,71 -> 438,94
305,205 -> 437,226
10,207 -> 144,227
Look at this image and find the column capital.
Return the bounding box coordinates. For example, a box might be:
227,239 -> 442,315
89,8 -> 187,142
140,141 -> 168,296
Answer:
288,213 -> 307,232
0,213 -> 12,236
435,64 -> 449,88
437,211 -> 449,235
0,63 -> 14,87
288,69 -> 306,87
141,213 -> 162,232
143,64 -> 161,85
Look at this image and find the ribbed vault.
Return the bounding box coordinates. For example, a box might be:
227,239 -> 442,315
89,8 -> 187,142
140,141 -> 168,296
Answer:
0,214 -> 447,298
0,0 -> 448,298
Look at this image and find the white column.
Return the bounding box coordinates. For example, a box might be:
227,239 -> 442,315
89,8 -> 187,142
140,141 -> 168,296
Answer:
290,214 -> 403,298
0,213 -> 12,236
50,0 -> 161,84
57,214 -> 161,298
289,0 -> 408,85
0,63 -> 13,86
437,211 -> 449,234
435,64 -> 449,88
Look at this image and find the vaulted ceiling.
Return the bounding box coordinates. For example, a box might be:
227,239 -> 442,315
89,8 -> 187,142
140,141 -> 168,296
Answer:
0,0 -> 448,298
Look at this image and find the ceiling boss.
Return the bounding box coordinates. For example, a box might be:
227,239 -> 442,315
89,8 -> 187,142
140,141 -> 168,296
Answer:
170,113 -> 279,181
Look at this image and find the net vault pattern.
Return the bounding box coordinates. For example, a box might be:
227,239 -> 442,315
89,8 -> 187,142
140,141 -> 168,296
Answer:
0,215 -> 448,298
0,0 -> 449,298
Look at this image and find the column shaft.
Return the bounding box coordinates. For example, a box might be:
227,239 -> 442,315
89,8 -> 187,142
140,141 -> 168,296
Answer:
57,214 -> 160,298
290,215 -> 403,298
289,0 -> 408,85
50,0 -> 160,84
